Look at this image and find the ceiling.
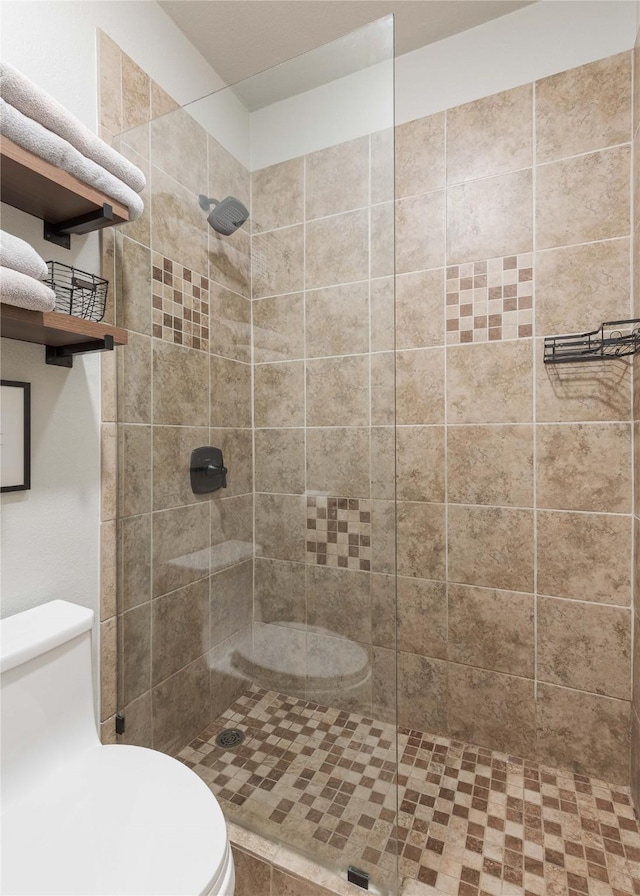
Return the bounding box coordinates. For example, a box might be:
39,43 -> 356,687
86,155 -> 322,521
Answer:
159,1 -> 535,89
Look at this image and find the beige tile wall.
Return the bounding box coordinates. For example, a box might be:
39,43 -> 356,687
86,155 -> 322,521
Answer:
99,32 -> 253,754
101,35 -> 635,788
632,27 -> 640,812
250,50 -> 634,784
251,128 -> 397,722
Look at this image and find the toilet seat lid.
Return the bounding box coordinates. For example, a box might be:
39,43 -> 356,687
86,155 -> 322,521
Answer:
2,744 -> 229,896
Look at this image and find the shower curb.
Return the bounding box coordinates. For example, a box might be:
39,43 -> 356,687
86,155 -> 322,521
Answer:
227,822 -> 442,896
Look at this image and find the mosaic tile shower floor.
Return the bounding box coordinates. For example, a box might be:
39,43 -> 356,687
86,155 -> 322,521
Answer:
178,688 -> 640,896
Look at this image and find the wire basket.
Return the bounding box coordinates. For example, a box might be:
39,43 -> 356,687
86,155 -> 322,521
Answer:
45,261 -> 108,322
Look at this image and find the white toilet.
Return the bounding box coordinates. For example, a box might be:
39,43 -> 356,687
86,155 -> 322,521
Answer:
1,599 -> 235,896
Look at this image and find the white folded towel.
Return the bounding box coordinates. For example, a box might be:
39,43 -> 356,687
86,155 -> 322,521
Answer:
0,230 -> 48,281
0,100 -> 144,222
0,61 -> 145,193
0,266 -> 56,312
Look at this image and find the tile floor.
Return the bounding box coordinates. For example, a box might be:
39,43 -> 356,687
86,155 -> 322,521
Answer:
177,687 -> 640,896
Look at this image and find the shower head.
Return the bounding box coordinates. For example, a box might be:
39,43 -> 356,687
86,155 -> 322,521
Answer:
198,194 -> 249,236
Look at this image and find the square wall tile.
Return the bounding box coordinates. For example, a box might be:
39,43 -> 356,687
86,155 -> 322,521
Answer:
536,52 -> 632,163
536,683 -> 631,784
305,136 -> 369,219
255,429 -> 305,495
447,339 -> 533,424
536,146 -> 630,250
448,504 -> 534,593
536,510 -> 632,606
447,424 -> 533,507
447,170 -> 532,264
306,356 -> 369,427
305,282 -> 369,358
153,339 -> 209,426
448,664 -> 535,757
255,493 -> 305,562
447,84 -> 533,184
535,238 -> 630,337
254,362 -> 304,428
537,596 -> 631,700
305,209 -> 369,289
306,427 -> 370,497
306,565 -> 372,644
536,423 -> 632,513
254,558 -> 305,626
448,584 -> 535,677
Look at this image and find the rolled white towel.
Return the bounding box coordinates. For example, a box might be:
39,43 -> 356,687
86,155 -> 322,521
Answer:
0,266 -> 56,312
0,230 -> 48,281
0,99 -> 144,222
0,60 -> 145,193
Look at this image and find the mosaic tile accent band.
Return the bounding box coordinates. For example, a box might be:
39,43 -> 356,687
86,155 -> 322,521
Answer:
179,687 -> 640,896
306,497 -> 372,570
446,253 -> 534,345
152,254 -> 210,350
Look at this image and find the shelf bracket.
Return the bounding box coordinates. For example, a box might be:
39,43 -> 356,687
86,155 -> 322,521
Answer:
43,203 -> 114,249
46,334 -> 115,368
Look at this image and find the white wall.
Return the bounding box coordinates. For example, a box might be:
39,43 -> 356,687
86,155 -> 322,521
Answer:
0,2 -> 224,626
250,0 -> 637,170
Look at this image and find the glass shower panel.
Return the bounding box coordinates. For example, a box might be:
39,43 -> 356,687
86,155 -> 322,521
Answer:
113,15 -> 396,894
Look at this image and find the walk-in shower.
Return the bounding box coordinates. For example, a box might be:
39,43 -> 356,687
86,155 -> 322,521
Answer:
108,11 -> 640,896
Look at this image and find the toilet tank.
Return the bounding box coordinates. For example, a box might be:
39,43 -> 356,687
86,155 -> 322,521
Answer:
1,600 -> 101,810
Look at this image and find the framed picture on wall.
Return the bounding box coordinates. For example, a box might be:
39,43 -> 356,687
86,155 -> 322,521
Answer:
1,380 -> 31,492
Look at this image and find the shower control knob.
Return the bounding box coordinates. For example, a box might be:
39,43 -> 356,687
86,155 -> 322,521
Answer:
190,446 -> 227,494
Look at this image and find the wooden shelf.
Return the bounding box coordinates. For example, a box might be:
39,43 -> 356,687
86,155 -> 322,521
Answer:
1,305 -> 127,365
0,137 -> 130,230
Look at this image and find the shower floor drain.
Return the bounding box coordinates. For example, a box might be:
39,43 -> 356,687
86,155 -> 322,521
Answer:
216,729 -> 245,749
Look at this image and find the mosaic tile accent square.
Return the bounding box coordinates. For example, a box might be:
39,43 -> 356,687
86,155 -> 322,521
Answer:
306,496 -> 371,571
152,253 -> 210,350
446,253 -> 534,345
180,687 -> 640,896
